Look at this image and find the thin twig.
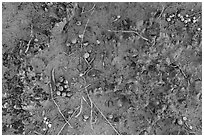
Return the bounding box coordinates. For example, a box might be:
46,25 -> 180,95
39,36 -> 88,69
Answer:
80,9 -> 95,50
57,122 -> 67,135
81,4 -> 96,14
85,92 -> 121,135
25,25 -> 34,53
75,98 -> 83,117
86,92 -> 94,130
57,105 -> 80,135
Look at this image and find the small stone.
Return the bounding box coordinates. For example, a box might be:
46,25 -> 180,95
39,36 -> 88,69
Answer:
96,40 -> 100,44
183,116 -> 187,121
79,34 -> 83,38
48,123 -> 52,128
43,117 -> 47,121
71,38 -> 77,44
83,42 -> 89,46
45,121 -> 49,125
83,53 -> 89,59
189,125 -> 193,130
178,119 -> 183,125
76,21 -> 82,26
83,114 -> 89,121
167,18 -> 171,22
34,38 -> 38,42
66,43 -> 71,46
108,114 -> 113,119
67,109 -> 74,114
66,92 -> 73,98
64,80 -> 69,84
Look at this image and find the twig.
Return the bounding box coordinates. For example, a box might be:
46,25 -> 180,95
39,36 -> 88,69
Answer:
85,91 -> 94,130
90,98 -> 94,130
85,93 -> 121,135
33,131 -> 42,135
80,9 -> 95,50
57,122 -> 67,135
57,105 -> 80,135
81,4 -> 96,14
75,98 -> 83,117
25,25 -> 34,53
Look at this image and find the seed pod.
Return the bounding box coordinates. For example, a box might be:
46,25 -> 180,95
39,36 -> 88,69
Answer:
56,91 -> 61,96
64,84 -> 69,89
58,86 -> 63,91
62,92 -> 67,97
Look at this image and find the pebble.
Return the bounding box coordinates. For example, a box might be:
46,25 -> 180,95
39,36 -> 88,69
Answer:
43,117 -> 47,121
71,38 -> 77,44
66,92 -> 73,97
83,114 -> 89,121
178,119 -> 183,125
183,116 -> 187,121
84,53 -> 90,59
64,80 -> 69,84
108,114 -> 113,119
48,123 -> 52,128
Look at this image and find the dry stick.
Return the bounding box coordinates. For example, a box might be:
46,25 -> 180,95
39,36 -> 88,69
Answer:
81,96 -> 98,117
25,25 -> 34,53
80,8 -> 95,50
81,4 -> 96,14
50,68 -> 73,128
87,95 -> 121,135
90,97 -> 94,130
33,131 -> 42,135
85,91 -> 94,130
57,122 -> 67,135
75,98 -> 83,117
